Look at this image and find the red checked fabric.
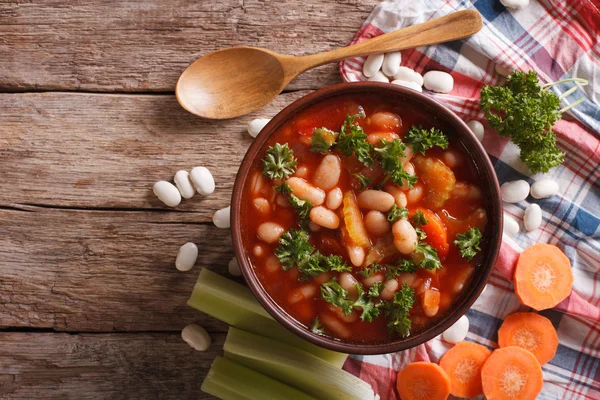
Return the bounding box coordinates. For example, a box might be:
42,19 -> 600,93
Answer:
339,1 -> 600,399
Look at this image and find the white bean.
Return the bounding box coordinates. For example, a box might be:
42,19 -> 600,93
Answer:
252,197 -> 270,214
153,181 -> 182,207
495,63 -> 512,76
313,154 -> 341,190
500,0 -> 529,9
339,272 -> 359,299
346,244 -> 365,267
228,257 -> 242,276
175,242 -> 198,271
393,219 -> 417,254
357,190 -> 395,212
181,324 -> 211,351
286,177 -> 325,206
399,146 -> 414,165
362,53 -> 384,78
501,180 -> 530,203
384,184 -> 408,208
524,204 -> 542,232
253,245 -> 264,257
174,170 -> 195,199
442,315 -> 469,344
190,166 -> 215,196
309,206 -> 340,229
265,255 -> 280,273
257,222 -> 285,243
391,79 -> 422,92
392,67 -> 422,86
308,221 -> 321,232
247,118 -> 270,138
423,71 -> 454,93
380,279 -> 399,301
326,188 -> 343,210
364,211 -> 391,237
531,179 -> 559,199
288,284 -> 318,304
442,150 -> 463,169
362,272 -> 384,287
213,206 -> 231,228
319,313 -> 351,339
382,51 -> 401,76
294,165 -> 310,179
367,70 -> 389,83
503,213 -> 520,237
406,182 -> 424,205
467,120 -> 484,142
275,194 -> 290,208
398,163 -> 416,190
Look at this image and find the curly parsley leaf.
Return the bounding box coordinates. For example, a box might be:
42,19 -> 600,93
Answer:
415,227 -> 427,241
411,210 -> 429,227
311,127 -> 338,153
405,125 -> 449,155
262,143 -> 297,180
368,281 -> 384,298
352,173 -> 372,191
321,254 -> 352,273
320,280 -> 354,315
311,318 -> 325,335
384,284 -> 415,337
454,227 -> 483,261
414,242 -> 442,270
354,283 -> 382,322
359,263 -> 384,278
387,204 -> 409,222
385,259 -> 417,279
336,110 -> 374,167
480,70 -> 567,173
275,229 -> 313,271
374,139 -> 417,188
275,183 -> 313,223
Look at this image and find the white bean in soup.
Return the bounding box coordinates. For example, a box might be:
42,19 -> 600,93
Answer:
357,190 -> 395,212
313,154 -> 341,190
286,177 -> 325,206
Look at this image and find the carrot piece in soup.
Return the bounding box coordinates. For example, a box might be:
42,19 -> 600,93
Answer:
498,312 -> 558,365
412,155 -> 456,210
342,191 -> 370,247
396,361 -> 451,400
514,243 -> 573,311
439,342 -> 491,398
481,346 -> 543,400
410,208 -> 449,257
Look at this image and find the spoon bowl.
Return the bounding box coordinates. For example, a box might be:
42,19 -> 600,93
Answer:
176,10 -> 482,119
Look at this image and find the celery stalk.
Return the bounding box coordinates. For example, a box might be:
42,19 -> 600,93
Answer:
224,327 -> 375,400
201,357 -> 318,400
187,268 -> 347,368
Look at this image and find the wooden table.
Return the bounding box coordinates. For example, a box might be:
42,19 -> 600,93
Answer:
0,1 -> 379,398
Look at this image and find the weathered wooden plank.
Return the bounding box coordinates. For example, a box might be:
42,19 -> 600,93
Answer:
0,90 -> 310,215
0,332 -> 224,399
0,207 -> 237,332
0,0 -> 377,92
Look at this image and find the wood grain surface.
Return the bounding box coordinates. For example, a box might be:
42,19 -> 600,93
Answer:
0,0 -> 380,397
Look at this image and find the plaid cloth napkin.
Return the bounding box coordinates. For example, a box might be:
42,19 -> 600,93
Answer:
339,1 -> 600,399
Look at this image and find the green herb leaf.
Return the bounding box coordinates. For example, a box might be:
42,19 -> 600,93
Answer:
368,281 -> 384,298
374,139 -> 417,188
415,227 -> 427,241
311,127 -> 338,153
454,227 -> 483,261
311,318 -> 325,335
480,70 -> 565,173
414,242 -> 442,270
320,280 -> 354,315
321,254 -> 352,273
384,284 -> 415,337
405,125 -> 449,155
275,229 -> 313,271
352,173 -> 372,191
387,204 -> 409,222
359,263 -> 384,278
353,283 -> 382,322
411,210 -> 429,227
336,110 -> 374,167
385,259 -> 417,279
275,182 -> 313,224
262,143 -> 297,180
274,182 -> 293,196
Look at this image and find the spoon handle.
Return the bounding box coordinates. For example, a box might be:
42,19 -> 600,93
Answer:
290,10 -> 482,71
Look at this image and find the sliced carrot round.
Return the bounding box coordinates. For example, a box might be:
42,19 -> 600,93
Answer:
514,243 -> 573,311
396,361 -> 451,400
439,342 -> 491,398
498,312 -> 558,365
481,346 -> 543,400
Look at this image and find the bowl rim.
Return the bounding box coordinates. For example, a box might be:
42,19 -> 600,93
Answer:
231,82 -> 502,355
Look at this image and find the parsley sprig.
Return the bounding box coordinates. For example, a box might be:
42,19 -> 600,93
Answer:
320,279 -> 382,322
454,227 -> 482,261
262,143 -> 297,180
384,284 -> 415,337
405,125 -> 449,155
387,204 -> 409,222
275,182 -> 312,224
311,128 -> 338,153
374,139 -> 417,188
336,109 -> 374,167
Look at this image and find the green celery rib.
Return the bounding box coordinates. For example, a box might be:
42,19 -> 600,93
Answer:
201,357 -> 318,400
224,327 -> 375,400
187,268 -> 347,368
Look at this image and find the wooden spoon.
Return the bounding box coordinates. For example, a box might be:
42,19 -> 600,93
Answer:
176,10 -> 482,119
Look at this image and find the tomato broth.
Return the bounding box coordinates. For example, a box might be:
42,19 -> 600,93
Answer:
240,94 -> 487,344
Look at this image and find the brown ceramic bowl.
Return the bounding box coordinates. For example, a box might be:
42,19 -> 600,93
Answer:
231,82 -> 502,355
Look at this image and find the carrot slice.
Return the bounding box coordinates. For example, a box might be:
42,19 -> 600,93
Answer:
396,361 -> 451,400
342,191 -> 370,247
439,342 -> 491,398
514,243 -> 573,311
481,346 -> 543,400
410,208 -> 449,257
498,312 -> 558,365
